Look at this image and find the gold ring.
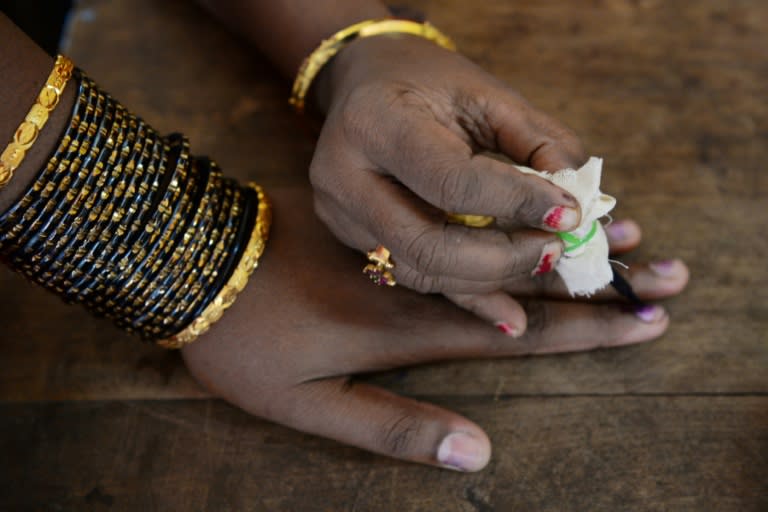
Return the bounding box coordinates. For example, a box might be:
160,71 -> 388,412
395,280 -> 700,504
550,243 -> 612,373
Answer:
363,245 -> 396,286
446,213 -> 495,228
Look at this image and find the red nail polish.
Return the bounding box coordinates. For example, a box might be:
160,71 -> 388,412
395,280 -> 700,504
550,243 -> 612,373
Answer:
534,253 -> 554,275
495,321 -> 519,337
544,206 -> 564,229
544,206 -> 579,231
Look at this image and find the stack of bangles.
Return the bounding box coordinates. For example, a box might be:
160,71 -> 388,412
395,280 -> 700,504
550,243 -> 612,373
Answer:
0,56 -> 271,348
0,19 -> 468,348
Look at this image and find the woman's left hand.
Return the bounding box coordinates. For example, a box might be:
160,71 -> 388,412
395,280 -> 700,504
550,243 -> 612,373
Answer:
181,187 -> 689,472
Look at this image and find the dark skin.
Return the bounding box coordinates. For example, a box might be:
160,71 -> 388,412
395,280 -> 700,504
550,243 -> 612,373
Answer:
181,187 -> 687,471
199,0 -> 588,330
0,7 -> 689,471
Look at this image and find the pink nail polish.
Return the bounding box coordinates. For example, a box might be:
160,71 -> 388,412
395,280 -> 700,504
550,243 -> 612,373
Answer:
544,206 -> 579,231
605,221 -> 628,242
634,304 -> 665,323
437,432 -> 488,472
495,321 -> 520,337
649,259 -> 677,277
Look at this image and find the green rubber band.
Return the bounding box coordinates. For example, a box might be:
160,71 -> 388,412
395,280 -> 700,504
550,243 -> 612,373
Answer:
558,220 -> 599,253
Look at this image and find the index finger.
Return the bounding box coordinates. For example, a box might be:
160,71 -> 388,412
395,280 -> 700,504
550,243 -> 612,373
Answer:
481,86 -> 588,173
379,117 -> 582,232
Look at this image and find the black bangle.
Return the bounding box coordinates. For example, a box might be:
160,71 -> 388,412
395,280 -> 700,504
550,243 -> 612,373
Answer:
171,181 -> 256,337
130,156 -> 224,332
28,85 -> 119,288
0,68 -> 270,345
7,81 -> 101,276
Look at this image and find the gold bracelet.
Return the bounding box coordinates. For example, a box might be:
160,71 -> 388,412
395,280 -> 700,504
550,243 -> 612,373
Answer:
0,55 -> 74,190
289,19 -> 456,113
157,183 -> 272,349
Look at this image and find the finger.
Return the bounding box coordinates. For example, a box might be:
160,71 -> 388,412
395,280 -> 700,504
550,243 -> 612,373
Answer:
279,378 -> 491,472
445,291 -> 527,338
508,258 -> 689,302
317,176 -> 565,281
390,240 -> 565,292
315,194 -> 565,293
319,192 -> 679,304
479,86 -> 588,173
358,299 -> 669,370
318,196 -> 563,295
379,117 -> 581,231
511,300 -> 669,355
427,255 -> 689,303
605,219 -> 642,254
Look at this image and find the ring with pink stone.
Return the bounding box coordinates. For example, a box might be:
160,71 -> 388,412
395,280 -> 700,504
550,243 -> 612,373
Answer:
363,245 -> 396,287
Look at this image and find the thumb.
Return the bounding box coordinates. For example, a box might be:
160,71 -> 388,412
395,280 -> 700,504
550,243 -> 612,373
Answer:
278,378 -> 492,472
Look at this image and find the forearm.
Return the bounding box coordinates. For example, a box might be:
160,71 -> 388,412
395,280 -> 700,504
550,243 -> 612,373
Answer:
196,0 -> 390,79
0,13 -> 75,214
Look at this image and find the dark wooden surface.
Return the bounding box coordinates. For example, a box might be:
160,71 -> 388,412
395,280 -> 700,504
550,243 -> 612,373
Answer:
1,0 -> 766,510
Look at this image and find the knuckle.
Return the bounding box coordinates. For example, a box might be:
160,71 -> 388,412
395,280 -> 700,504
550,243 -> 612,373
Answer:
542,126 -> 587,169
531,267 -> 562,293
400,268 -> 440,294
308,154 -> 343,197
369,205 -> 399,242
521,300 -> 552,337
376,413 -> 424,457
312,196 -> 361,250
339,86 -> 379,144
435,163 -> 479,211
501,247 -> 526,278
308,158 -> 324,188
508,180 -> 541,221
313,195 -> 333,226
451,293 -> 484,315
402,226 -> 450,276
341,84 -> 423,158
452,90 -> 496,149
557,127 -> 587,162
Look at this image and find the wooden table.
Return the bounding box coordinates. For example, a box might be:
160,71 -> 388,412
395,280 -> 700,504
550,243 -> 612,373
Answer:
2,1 -> 766,510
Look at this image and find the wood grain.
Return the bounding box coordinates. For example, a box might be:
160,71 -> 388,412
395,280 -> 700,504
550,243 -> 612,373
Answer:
0,0 -> 766,509
1,0 -> 764,399
1,397 -> 765,511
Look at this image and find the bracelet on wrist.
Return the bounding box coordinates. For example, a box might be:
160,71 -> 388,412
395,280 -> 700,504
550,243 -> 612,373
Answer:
0,56 -> 272,348
289,18 -> 456,113
0,55 -> 74,190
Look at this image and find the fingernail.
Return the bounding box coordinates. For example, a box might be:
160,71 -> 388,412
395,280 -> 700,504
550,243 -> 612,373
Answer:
544,206 -> 579,231
532,240 -> 562,276
634,304 -> 665,323
495,321 -> 521,338
437,432 -> 488,472
605,221 -> 628,242
649,259 -> 678,277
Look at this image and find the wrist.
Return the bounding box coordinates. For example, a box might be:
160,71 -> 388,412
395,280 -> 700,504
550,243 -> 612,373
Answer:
311,30 -> 454,115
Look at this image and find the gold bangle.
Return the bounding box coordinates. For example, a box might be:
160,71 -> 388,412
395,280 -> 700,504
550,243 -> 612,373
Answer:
289,19 -> 456,113
157,183 -> 272,349
0,55 -> 74,190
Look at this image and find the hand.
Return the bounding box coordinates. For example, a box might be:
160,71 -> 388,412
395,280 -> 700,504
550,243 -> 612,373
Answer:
309,33 -> 590,331
181,187 -> 689,472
